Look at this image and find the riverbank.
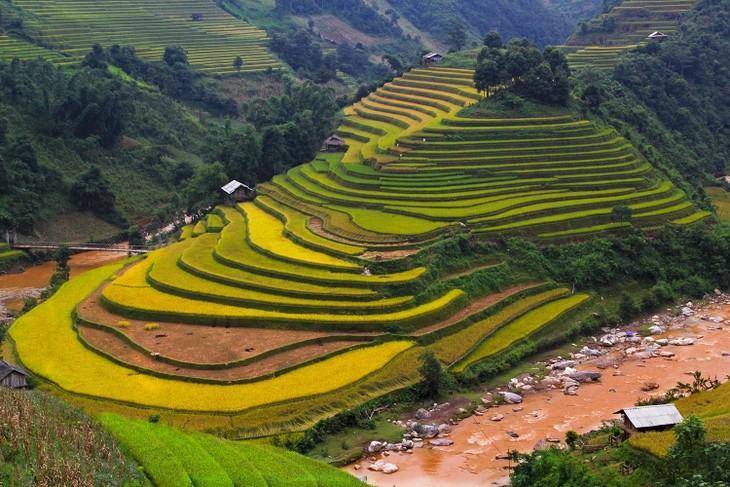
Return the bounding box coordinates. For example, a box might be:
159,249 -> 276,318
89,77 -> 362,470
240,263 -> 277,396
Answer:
349,293 -> 730,487
0,250 -> 127,320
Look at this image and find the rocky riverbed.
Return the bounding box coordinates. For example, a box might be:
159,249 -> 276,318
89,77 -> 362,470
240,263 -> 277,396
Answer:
347,292 -> 730,487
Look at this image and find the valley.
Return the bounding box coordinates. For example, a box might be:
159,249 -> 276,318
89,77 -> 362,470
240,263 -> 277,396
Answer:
0,0 -> 729,486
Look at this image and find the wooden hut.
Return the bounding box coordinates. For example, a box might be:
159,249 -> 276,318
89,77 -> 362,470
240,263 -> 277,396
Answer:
221,180 -> 255,206
614,404 -> 683,433
0,361 -> 28,389
323,134 -> 346,152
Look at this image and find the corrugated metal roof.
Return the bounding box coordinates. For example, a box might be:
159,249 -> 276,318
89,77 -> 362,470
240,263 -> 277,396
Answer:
221,180 -> 253,195
614,404 -> 683,429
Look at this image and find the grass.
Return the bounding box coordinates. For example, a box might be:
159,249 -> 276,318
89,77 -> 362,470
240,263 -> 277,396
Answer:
707,187 -> 730,223
452,294 -> 590,372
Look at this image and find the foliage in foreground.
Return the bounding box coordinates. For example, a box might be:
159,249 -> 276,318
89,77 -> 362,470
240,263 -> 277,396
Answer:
0,388 -> 146,487
100,413 -> 365,487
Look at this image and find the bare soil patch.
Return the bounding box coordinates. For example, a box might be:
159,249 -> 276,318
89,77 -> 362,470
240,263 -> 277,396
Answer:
78,323 -> 360,381
311,15 -> 384,47
77,286 -> 379,364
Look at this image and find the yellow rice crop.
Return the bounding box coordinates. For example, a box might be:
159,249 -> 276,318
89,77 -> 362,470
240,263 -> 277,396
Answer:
241,203 -> 359,269
453,294 -> 589,372
10,262 -> 414,412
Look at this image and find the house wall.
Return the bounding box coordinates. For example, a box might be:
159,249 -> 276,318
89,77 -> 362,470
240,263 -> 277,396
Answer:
1,372 -> 27,388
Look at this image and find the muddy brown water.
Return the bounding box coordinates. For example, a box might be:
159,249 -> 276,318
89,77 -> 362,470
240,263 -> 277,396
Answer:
349,303 -> 730,487
0,250 -> 127,314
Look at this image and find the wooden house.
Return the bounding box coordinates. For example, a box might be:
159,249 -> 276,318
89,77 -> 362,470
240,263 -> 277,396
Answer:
221,180 -> 255,205
614,404 -> 683,433
0,360 -> 28,389
648,31 -> 668,43
422,52 -> 443,66
323,134 -> 347,152
191,13 -> 205,21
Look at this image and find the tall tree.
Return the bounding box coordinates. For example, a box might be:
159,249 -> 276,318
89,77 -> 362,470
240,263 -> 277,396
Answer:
233,56 -> 243,75
445,18 -> 467,52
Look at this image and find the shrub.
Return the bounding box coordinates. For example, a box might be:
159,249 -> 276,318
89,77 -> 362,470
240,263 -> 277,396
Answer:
144,323 -> 160,331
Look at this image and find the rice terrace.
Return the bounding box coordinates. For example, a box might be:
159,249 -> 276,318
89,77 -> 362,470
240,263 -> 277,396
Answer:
1,0 -> 729,485
7,62 -> 710,434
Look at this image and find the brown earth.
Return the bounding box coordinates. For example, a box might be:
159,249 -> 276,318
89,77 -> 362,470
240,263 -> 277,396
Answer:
78,323 -> 361,381
76,286 -> 379,364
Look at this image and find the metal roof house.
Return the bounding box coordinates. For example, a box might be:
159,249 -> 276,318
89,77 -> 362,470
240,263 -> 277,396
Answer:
614,404 -> 683,432
0,360 -> 29,389
422,52 -> 443,66
648,31 -> 669,42
221,180 -> 255,205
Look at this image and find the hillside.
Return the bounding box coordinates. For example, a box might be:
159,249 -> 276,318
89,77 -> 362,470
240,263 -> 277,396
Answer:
0,0 -> 281,74
563,0 -> 700,70
7,54 -> 724,441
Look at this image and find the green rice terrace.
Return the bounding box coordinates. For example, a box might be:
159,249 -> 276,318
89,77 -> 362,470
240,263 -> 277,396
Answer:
0,0 -> 281,73
7,67 -> 710,438
562,0 -> 700,71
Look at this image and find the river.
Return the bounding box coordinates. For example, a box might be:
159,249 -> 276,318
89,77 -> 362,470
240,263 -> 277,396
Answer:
349,298 -> 730,487
0,250 -> 127,318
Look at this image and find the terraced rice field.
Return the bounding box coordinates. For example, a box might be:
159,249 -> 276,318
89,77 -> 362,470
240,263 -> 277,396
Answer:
9,67 -> 708,436
0,0 -> 281,73
563,0 -> 700,71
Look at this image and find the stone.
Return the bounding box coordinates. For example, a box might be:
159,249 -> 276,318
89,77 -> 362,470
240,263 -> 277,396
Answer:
564,385 -> 579,396
546,437 -> 561,443
709,316 -> 724,323
641,382 -> 659,392
580,346 -> 605,356
429,439 -> 454,447
512,407 -> 523,413
457,408 -> 468,414
681,307 -> 694,316
353,464 -> 361,470
655,338 -> 669,346
506,430 -> 520,438
569,371 -> 602,383
625,347 -> 638,354
415,408 -> 432,420
437,424 -> 452,435
367,441 -> 386,453
659,351 -> 675,358
649,325 -> 664,335
499,392 -> 523,404
413,442 -> 424,448
722,352 -> 730,357
550,360 -> 577,370
368,460 -> 399,474
434,402 -> 451,411
669,338 -> 695,346
416,424 -> 439,439
490,414 -> 504,422
402,439 -> 414,449
495,453 -> 511,460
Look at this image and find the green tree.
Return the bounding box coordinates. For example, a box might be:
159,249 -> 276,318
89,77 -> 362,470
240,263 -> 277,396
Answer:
445,18 -> 467,52
483,30 -> 503,49
163,45 -> 188,66
417,350 -> 444,399
233,55 -> 243,75
611,205 -> 633,222
181,162 -> 228,215
474,60 -> 501,96
69,166 -> 116,214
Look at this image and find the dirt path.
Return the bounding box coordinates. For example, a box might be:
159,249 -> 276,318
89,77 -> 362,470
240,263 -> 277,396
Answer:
349,297 -> 730,486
